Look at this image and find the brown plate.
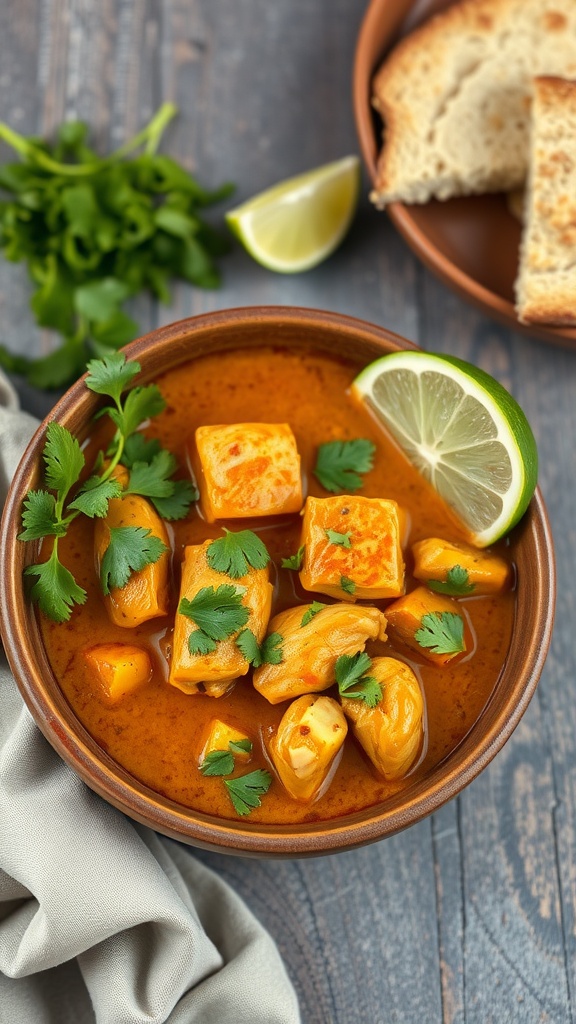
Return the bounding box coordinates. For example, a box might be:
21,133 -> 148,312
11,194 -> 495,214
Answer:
353,0 -> 576,348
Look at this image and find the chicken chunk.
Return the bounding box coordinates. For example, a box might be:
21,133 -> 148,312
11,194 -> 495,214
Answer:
169,540 -> 273,696
299,495 -> 405,601
341,657 -> 423,779
84,643 -> 152,703
385,586 -> 467,666
253,602 -> 387,704
198,718 -> 252,766
94,488 -> 170,629
190,422 -> 302,522
412,537 -> 511,595
270,695 -> 348,802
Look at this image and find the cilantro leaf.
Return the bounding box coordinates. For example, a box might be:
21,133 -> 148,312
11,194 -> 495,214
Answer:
414,611 -> 466,656
24,548 -> 87,623
68,477 -> 122,518
301,601 -> 326,627
111,384 -> 166,438
100,525 -> 168,594
334,652 -> 382,708
19,491 -> 66,540
43,422 -> 85,499
188,631 -> 218,655
85,352 -> 140,405
200,749 -> 235,776
122,443 -> 197,520
314,439 -> 376,493
224,769 -> 272,816
325,529 -> 352,548
236,628 -> 284,667
229,739 -> 252,755
207,529 -> 270,579
340,575 -> 356,595
281,546 -> 304,570
121,433 -> 163,468
428,565 -> 475,596
179,585 -> 249,652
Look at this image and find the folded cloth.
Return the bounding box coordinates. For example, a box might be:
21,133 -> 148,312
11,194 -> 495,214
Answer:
0,381 -> 300,1024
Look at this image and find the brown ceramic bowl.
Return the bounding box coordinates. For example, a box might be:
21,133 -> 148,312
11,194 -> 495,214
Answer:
0,307 -> 555,856
353,0 -> 576,349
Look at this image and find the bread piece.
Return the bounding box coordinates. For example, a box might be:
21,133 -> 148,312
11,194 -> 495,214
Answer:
371,0 -> 576,207
515,76 -> 576,324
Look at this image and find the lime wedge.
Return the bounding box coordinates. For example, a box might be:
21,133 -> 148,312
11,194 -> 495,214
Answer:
225,156 -> 360,273
352,351 -> 538,547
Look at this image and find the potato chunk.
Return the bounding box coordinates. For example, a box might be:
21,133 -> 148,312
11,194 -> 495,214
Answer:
94,491 -> 170,629
253,602 -> 387,704
385,586 -> 466,666
84,643 -> 152,703
169,540 -> 273,696
191,422 -> 302,521
198,719 -> 252,765
412,537 -> 511,595
299,495 -> 405,601
341,658 -> 423,779
270,695 -> 348,802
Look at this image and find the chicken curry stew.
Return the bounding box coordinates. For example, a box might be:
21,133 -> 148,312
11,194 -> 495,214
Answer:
23,346 -> 515,825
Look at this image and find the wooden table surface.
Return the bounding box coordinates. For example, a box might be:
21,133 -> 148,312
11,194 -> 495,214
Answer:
2,2 -> 575,1022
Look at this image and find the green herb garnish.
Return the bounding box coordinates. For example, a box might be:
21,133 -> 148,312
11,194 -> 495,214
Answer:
313,439 -> 376,493
340,575 -> 356,595
20,353 -> 190,622
199,749 -> 235,776
179,584 -> 249,655
414,612 -> 466,656
427,565 -> 475,596
334,652 -> 382,708
281,545 -> 304,570
325,529 -> 352,548
207,528 -> 270,579
224,769 -> 272,816
300,601 -> 326,627
0,105 -> 233,388
236,629 -> 284,667
229,739 -> 253,756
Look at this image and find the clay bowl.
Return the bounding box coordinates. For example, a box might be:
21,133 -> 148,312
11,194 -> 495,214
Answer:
0,307 -> 555,856
353,0 -> 576,349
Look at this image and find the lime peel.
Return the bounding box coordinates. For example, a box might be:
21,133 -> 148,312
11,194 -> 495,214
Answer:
225,156 -> 360,273
352,351 -> 538,547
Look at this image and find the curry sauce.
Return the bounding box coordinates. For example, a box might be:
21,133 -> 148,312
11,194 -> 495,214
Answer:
40,346 -> 515,824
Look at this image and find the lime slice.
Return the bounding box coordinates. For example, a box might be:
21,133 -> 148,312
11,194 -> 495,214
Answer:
352,351 -> 538,547
225,156 -> 360,273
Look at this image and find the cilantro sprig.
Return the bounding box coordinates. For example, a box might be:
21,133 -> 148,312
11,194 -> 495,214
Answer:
236,629 -> 284,667
427,565 -> 475,596
179,584 -> 250,655
314,439 -> 376,493
414,612 -> 466,656
20,352 -> 194,622
225,770 -> 272,816
281,545 -> 304,570
207,529 -> 270,579
334,652 -> 382,708
0,105 -> 233,389
301,601 -> 326,627
199,738 -> 253,777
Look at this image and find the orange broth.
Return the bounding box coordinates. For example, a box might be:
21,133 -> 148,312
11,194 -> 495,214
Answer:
40,346 -> 515,824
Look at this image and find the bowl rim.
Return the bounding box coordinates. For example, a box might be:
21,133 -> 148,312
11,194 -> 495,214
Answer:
0,305 -> 556,856
352,0 -> 576,349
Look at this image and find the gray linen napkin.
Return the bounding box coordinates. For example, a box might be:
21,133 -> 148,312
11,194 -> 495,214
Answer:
0,379 -> 300,1024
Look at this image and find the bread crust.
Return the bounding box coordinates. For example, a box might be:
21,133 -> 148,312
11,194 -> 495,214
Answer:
515,75 -> 576,325
371,0 -> 576,207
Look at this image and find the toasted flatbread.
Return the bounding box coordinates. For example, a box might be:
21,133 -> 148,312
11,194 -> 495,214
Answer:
515,76 -> 576,325
370,0 -> 576,207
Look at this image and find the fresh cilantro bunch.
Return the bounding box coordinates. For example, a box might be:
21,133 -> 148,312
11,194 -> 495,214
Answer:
0,104 -> 233,389
19,352 -> 196,622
